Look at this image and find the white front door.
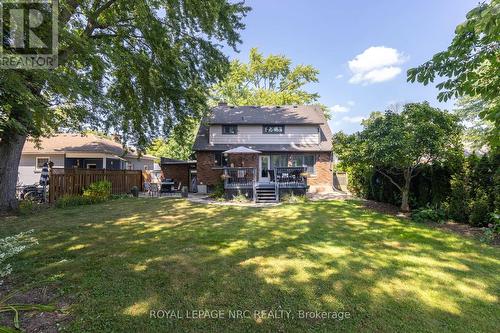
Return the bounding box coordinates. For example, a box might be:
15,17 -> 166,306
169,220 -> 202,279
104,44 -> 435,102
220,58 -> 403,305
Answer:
259,155 -> 271,183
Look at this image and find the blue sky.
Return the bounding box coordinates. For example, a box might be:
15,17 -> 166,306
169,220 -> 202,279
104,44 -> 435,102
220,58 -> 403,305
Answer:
223,0 -> 478,133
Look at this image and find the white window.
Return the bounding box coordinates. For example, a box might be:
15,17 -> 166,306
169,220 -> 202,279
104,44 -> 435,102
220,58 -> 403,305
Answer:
263,125 -> 284,134
35,157 -> 50,170
86,164 -> 97,169
222,125 -> 238,134
290,154 -> 316,175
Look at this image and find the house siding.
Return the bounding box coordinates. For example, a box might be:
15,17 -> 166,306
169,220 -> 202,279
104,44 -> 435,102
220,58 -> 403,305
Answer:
210,125 -> 320,145
65,158 -> 103,169
125,157 -> 154,171
18,154 -> 65,186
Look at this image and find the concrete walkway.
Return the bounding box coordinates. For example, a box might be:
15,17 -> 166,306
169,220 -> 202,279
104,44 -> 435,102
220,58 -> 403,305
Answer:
186,190 -> 353,207
187,193 -> 281,207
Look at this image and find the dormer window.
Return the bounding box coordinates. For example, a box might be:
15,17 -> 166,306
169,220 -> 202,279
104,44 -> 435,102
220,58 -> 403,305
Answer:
222,125 -> 238,135
263,125 -> 284,134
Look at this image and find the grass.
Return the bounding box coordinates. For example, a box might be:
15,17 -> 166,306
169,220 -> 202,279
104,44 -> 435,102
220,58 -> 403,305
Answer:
1,198 -> 499,332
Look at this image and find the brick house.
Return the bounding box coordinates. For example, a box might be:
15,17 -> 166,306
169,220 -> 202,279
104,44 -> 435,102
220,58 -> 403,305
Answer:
193,104 -> 334,202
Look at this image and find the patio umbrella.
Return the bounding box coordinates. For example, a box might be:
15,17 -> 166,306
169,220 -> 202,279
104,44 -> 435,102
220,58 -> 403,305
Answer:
39,162 -> 49,186
222,146 -> 261,167
39,162 -> 49,203
222,146 -> 261,154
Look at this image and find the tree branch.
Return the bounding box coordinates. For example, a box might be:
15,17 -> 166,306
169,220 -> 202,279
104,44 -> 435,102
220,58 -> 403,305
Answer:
376,168 -> 403,191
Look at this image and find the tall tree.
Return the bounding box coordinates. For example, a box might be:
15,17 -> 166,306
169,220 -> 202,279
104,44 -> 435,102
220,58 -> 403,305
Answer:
333,102 -> 462,212
407,0 -> 499,148
147,119 -> 198,161
0,0 -> 249,210
212,47 -> 320,105
454,96 -> 493,150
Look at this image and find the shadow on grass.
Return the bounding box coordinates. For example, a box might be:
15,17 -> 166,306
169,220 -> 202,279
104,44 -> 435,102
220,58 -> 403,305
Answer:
1,198 -> 499,332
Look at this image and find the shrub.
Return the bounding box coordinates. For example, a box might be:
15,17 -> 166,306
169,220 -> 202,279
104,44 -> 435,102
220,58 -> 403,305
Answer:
447,173 -> 470,223
281,192 -> 308,204
411,205 -> 446,224
55,194 -> 93,208
111,194 -> 130,200
469,189 -> 491,227
18,199 -> 49,216
209,180 -> 225,199
231,193 -> 250,203
83,180 -> 112,203
480,213 -> 499,243
0,230 -> 38,285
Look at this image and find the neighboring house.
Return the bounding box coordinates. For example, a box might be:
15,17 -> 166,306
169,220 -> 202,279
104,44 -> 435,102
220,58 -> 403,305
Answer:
193,103 -> 334,201
19,133 -> 155,185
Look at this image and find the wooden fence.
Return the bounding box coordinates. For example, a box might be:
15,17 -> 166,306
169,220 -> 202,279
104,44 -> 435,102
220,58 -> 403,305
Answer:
333,172 -> 348,191
49,168 -> 143,203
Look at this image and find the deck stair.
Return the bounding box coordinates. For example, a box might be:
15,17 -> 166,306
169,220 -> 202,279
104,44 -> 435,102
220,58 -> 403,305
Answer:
255,183 -> 277,203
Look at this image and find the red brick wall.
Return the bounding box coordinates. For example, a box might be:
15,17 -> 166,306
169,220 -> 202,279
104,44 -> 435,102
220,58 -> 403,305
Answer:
196,152 -> 223,186
228,153 -> 258,168
195,151 -> 332,191
161,164 -> 190,187
307,152 -> 333,192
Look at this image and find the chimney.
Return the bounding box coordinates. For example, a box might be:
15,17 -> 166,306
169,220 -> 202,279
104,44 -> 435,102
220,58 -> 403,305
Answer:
218,101 -> 228,107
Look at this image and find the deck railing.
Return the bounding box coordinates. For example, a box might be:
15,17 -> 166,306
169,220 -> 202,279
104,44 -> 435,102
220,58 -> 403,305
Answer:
222,166 -> 307,189
223,167 -> 256,189
275,166 -> 308,188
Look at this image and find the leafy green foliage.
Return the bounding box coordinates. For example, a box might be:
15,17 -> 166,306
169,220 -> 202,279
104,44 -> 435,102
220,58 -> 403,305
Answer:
55,195 -> 94,208
0,0 -> 250,146
212,47 -> 321,106
280,192 -> 308,203
209,180 -> 225,199
146,119 -> 198,161
411,205 -> 446,224
83,180 -> 112,203
447,172 -> 470,223
407,0 -> 499,148
0,230 -> 37,285
231,193 -> 250,203
480,213 -> 499,243
469,189 -> 491,226
445,152 -> 498,227
454,96 -> 494,150
333,102 -> 462,211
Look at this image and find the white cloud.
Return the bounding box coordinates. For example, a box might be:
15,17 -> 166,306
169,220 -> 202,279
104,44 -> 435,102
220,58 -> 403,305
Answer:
330,104 -> 350,113
342,115 -> 366,123
335,74 -> 343,79
348,46 -> 407,84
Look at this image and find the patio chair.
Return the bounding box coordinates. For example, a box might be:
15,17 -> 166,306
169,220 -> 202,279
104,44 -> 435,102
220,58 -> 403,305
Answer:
143,182 -> 152,196
150,183 -> 159,197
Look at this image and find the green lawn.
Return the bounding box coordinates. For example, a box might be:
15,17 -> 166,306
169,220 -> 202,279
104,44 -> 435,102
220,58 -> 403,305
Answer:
1,198 -> 499,332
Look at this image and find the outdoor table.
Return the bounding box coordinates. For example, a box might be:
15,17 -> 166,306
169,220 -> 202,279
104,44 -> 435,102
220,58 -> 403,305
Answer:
160,181 -> 175,193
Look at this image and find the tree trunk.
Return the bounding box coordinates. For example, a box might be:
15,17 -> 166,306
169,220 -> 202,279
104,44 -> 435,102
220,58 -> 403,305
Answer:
400,168 -> 411,212
0,133 -> 27,211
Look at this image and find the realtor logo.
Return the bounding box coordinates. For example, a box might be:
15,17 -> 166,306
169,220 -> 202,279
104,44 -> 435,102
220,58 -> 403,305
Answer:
0,0 -> 58,69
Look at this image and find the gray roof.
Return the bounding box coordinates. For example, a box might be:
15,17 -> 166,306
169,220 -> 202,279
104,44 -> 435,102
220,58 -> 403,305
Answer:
160,158 -> 197,165
22,133 -> 156,159
193,105 -> 333,152
207,105 -> 326,125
